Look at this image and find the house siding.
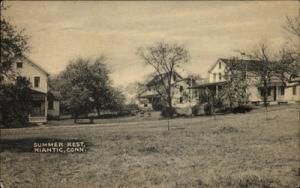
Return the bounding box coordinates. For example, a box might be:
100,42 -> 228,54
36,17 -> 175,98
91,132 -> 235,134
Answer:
208,60 -> 226,83
13,60 -> 48,94
48,101 -> 60,117
282,85 -> 300,102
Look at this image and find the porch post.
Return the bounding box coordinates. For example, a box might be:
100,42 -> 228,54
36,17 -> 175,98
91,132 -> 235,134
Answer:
45,96 -> 48,120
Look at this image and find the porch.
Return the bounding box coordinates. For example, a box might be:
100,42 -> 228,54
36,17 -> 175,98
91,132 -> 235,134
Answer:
190,81 -> 288,105
30,89 -> 47,124
189,81 -> 226,103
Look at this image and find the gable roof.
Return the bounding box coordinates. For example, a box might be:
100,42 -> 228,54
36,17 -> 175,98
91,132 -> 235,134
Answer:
208,58 -> 263,73
20,56 -> 50,76
146,71 -> 184,87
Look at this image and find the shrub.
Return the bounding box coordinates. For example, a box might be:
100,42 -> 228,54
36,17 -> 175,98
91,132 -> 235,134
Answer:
192,104 -> 203,116
232,105 -> 252,113
204,103 -> 213,115
152,100 -> 164,111
213,96 -> 224,108
0,78 -> 32,128
161,106 -> 176,118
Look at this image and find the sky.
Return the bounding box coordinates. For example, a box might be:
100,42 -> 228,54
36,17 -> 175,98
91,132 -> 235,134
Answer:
3,1 -> 299,87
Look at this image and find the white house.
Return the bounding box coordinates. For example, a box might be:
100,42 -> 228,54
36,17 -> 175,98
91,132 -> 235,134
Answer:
10,56 -> 50,123
191,58 -> 300,105
138,72 -> 197,110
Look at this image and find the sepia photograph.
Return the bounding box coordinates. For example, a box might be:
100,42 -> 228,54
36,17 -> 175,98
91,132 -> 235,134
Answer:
0,1 -> 299,187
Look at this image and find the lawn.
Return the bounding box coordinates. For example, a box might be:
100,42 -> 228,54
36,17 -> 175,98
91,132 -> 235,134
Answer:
0,104 -> 299,188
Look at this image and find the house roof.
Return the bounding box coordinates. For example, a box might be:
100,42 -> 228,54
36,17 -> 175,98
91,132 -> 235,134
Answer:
208,58 -> 263,73
189,81 -> 227,89
47,90 -> 62,100
146,71 -> 184,87
31,89 -> 47,100
20,56 -> 50,76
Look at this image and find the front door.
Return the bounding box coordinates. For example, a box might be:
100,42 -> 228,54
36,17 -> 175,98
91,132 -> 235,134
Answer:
31,101 -> 45,116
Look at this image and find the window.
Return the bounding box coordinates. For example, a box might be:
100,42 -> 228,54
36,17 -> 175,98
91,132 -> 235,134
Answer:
180,97 -> 183,104
144,103 -> 148,107
16,62 -> 23,68
179,86 -> 183,92
48,100 -> 54,110
219,62 -> 221,69
34,76 -> 40,88
219,73 -> 222,81
213,73 -> 216,82
173,74 -> 177,82
292,86 -> 297,95
280,86 -> 285,96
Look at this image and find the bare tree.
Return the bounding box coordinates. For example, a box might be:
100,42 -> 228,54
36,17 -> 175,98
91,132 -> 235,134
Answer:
278,16 -> 300,84
239,43 -> 277,107
283,16 -> 300,37
220,57 -> 250,109
276,47 -> 300,84
137,42 -> 189,116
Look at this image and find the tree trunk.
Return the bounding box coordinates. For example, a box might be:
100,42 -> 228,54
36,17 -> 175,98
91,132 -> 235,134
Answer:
263,78 -> 268,107
168,96 -> 173,117
96,107 -> 101,118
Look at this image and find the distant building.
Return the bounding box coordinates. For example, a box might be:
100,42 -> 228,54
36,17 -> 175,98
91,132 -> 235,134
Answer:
191,58 -> 300,105
138,71 -> 197,110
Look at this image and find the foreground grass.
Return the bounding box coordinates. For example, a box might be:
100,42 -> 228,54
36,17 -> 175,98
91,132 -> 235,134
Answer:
1,105 -> 299,188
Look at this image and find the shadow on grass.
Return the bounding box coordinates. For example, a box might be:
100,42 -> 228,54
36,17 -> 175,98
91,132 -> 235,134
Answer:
0,138 -> 93,153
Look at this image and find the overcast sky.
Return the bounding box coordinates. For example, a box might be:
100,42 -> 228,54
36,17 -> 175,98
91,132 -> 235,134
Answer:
4,1 -> 299,87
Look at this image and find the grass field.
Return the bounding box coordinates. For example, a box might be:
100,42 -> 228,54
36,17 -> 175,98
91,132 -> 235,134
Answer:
1,104 -> 299,188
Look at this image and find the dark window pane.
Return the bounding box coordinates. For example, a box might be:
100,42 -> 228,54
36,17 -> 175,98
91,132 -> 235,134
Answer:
16,62 -> 23,68
293,86 -> 297,95
179,86 -> 183,92
280,86 -> 285,95
34,76 -> 40,88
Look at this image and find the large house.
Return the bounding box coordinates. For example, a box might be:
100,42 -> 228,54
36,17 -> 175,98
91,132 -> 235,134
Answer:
191,58 -> 300,105
138,72 -> 197,110
5,56 -> 51,123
